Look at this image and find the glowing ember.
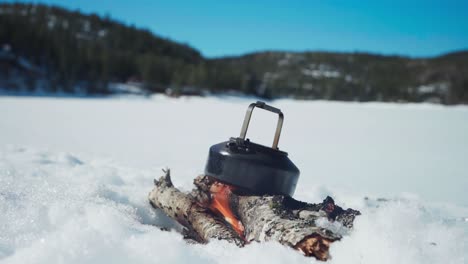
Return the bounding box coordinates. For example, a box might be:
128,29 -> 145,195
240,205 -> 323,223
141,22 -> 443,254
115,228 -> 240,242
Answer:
209,181 -> 245,238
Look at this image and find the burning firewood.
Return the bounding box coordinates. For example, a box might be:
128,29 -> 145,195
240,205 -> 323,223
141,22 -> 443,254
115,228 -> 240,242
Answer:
148,169 -> 245,246
148,169 -> 360,261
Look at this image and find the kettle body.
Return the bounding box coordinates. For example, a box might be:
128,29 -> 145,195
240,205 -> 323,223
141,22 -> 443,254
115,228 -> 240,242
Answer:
204,101 -> 300,196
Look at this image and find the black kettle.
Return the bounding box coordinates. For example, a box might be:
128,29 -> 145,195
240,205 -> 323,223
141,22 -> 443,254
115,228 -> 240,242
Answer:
204,101 -> 300,196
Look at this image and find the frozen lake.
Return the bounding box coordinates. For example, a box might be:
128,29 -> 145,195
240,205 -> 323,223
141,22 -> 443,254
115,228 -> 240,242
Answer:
1,95 -> 467,263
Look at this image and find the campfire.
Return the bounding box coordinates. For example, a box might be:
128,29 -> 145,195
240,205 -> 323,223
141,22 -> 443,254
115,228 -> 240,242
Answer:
148,102 -> 360,261
149,170 -> 359,261
209,181 -> 245,238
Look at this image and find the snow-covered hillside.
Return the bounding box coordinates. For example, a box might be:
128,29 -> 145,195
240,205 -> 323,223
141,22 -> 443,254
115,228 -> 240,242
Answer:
1,95 -> 467,263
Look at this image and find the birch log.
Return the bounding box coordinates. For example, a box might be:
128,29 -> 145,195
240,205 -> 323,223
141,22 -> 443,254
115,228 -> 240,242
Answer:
149,170 -> 360,261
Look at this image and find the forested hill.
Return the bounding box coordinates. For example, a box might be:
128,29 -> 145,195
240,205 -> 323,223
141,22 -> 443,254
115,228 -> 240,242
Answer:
0,3 -> 202,94
1,3 -> 467,104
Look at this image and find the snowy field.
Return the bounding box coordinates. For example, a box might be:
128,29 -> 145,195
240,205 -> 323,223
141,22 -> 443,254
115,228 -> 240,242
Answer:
0,95 -> 467,263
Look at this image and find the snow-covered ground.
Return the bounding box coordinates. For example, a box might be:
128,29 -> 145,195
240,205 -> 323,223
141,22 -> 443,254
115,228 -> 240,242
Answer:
0,95 -> 467,263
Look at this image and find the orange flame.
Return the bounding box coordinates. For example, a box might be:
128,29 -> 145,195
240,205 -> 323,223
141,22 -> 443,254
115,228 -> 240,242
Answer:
209,182 -> 245,238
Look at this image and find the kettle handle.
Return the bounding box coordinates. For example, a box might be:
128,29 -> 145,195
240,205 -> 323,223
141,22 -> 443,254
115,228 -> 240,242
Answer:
239,101 -> 284,149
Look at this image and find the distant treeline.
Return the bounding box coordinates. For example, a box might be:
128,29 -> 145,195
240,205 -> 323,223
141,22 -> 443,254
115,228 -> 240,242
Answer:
1,3 -> 467,104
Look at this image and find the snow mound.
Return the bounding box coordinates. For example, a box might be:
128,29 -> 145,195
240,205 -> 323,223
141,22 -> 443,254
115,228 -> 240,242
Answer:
1,146 -> 466,264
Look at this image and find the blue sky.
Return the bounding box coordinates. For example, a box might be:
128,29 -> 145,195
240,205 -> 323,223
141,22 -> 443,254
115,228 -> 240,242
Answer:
3,0 -> 468,57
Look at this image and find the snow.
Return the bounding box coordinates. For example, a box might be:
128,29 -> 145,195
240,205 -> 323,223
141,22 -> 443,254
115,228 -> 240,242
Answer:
97,29 -> 107,38
17,57 -> 41,73
47,15 -> 57,30
108,83 -> 146,95
62,20 -> 69,29
302,64 -> 341,78
0,95 -> 467,263
416,82 -> 450,94
82,20 -> 91,32
277,53 -> 294,66
301,68 -> 341,78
